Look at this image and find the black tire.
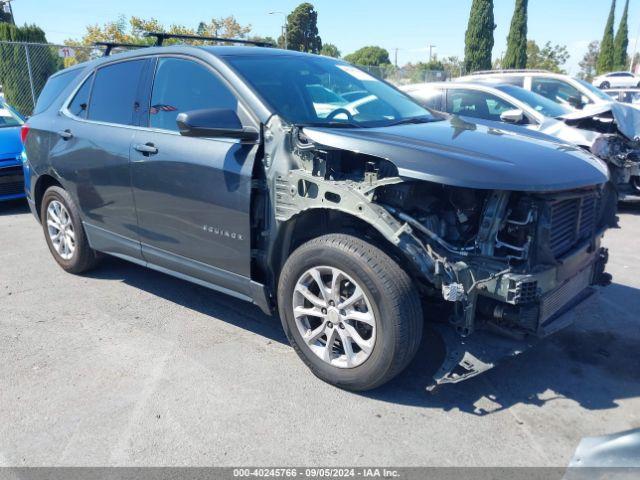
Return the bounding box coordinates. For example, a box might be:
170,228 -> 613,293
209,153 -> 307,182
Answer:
40,186 -> 101,274
278,234 -> 423,391
600,81 -> 610,89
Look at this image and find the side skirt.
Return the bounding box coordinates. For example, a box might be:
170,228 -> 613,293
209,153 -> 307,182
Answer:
84,222 -> 272,315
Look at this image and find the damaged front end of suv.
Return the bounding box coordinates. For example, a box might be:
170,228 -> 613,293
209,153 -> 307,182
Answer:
257,114 -> 613,389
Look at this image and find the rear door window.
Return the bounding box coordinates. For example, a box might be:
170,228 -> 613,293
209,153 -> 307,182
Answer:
147,57 -> 238,132
88,60 -> 145,125
68,73 -> 94,119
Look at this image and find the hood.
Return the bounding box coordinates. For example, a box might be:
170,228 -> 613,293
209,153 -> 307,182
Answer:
0,126 -> 22,159
559,101 -> 640,142
302,117 -> 608,192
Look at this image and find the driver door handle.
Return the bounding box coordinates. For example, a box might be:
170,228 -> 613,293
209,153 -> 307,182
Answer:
133,142 -> 158,155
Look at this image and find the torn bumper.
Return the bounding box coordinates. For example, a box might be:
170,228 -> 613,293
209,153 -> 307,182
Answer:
428,242 -> 609,390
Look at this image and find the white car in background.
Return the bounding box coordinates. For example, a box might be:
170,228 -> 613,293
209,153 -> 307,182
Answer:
458,69 -> 618,110
404,81 -> 640,201
592,71 -> 640,89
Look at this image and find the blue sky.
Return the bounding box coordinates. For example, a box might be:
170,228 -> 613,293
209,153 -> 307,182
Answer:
9,0 -> 640,74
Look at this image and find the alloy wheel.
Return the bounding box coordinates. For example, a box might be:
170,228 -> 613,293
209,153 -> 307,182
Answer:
292,266 -> 376,368
46,200 -> 76,260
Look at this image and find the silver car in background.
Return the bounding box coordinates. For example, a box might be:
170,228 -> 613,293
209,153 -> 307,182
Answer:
604,88 -> 640,108
404,81 -> 640,202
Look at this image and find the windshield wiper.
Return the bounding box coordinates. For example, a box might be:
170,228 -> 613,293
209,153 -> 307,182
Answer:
386,115 -> 437,127
298,121 -> 361,129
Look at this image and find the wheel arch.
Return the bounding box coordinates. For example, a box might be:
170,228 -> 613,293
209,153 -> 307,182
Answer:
267,207 -> 425,296
33,174 -> 64,221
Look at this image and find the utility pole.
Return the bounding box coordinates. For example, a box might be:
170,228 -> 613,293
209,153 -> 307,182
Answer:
630,20 -> 640,72
268,11 -> 287,49
428,44 -> 436,63
394,48 -> 399,68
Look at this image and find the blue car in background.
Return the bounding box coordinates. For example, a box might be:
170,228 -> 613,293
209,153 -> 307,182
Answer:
0,100 -> 26,202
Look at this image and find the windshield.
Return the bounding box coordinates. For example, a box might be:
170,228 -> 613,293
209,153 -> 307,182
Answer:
574,78 -> 614,101
0,102 -> 23,128
224,54 -> 432,127
495,85 -> 571,117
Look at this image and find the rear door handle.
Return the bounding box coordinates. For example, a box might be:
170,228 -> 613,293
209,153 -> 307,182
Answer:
133,143 -> 158,155
58,129 -> 73,140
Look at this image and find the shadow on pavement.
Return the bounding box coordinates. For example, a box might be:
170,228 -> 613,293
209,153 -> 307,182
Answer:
0,198 -> 29,216
85,256 -> 288,345
366,282 -> 640,416
85,257 -> 640,416
618,204 -> 640,216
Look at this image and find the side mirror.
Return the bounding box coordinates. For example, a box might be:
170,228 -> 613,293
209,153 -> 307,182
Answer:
567,96 -> 584,109
176,109 -> 259,141
500,108 -> 525,124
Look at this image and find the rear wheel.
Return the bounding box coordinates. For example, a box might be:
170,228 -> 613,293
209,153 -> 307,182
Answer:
278,234 -> 423,391
41,186 -> 101,273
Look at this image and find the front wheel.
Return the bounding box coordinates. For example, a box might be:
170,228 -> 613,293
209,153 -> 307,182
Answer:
278,234 -> 423,391
599,81 -> 610,89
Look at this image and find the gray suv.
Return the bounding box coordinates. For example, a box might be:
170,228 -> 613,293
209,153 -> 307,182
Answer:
23,42 -> 612,390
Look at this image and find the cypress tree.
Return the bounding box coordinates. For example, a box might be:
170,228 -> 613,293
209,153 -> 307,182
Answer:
503,0 -> 528,69
464,0 -> 496,73
597,0 -> 616,74
613,0 -> 629,70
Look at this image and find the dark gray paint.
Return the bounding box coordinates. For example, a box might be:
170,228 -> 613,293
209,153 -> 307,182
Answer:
24,44 -> 611,310
303,119 -> 609,192
48,117 -> 140,249
130,130 -> 256,277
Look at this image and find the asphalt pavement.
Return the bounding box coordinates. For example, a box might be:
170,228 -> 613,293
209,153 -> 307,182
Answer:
1,199 -> 638,467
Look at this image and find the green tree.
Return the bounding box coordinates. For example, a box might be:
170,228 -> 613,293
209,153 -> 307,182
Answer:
64,15 -> 253,64
613,0 -> 629,70
464,0 -> 496,73
597,0 -> 616,74
282,3 -> 322,53
344,46 -> 391,66
503,0 -> 528,69
579,41 -> 600,80
248,35 -> 276,46
0,23 -> 57,115
526,40 -> 569,73
320,43 -> 340,58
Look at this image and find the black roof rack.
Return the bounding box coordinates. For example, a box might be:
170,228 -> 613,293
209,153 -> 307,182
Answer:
94,41 -> 149,57
143,32 -> 274,48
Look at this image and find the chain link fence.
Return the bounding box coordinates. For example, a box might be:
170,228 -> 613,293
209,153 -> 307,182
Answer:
357,65 -> 462,86
0,41 -> 104,116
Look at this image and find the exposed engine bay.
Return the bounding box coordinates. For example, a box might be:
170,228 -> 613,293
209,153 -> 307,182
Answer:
261,120 -> 613,388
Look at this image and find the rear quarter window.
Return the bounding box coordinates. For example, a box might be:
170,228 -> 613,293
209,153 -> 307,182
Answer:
33,69 -> 82,115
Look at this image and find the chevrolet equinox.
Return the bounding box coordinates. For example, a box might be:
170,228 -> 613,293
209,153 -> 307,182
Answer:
22,44 -> 613,390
